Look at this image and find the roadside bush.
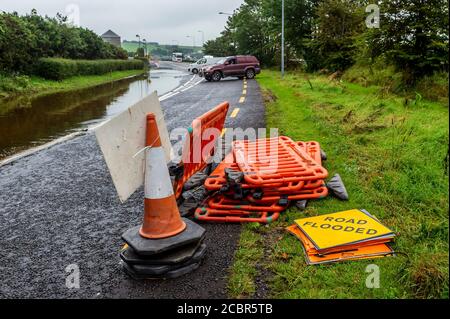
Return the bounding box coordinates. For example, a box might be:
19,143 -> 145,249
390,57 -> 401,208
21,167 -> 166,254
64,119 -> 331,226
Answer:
35,58 -> 144,80
342,61 -> 449,102
0,74 -> 32,95
415,72 -> 449,103
0,11 -> 129,74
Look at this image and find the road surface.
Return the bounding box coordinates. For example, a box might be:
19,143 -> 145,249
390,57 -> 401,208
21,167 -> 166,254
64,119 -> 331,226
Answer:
0,61 -> 265,298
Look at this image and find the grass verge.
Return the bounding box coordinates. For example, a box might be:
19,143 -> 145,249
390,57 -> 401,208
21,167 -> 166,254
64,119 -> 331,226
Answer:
228,70 -> 449,299
0,69 -> 146,101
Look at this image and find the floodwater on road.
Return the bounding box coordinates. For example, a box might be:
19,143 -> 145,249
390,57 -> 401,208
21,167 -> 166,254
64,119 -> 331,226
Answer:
0,68 -> 187,160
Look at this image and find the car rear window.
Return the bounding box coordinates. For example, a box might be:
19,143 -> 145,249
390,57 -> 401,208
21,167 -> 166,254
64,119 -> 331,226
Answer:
236,56 -> 259,64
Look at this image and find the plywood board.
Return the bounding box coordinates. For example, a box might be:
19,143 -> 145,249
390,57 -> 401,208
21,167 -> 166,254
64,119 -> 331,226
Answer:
95,92 -> 171,202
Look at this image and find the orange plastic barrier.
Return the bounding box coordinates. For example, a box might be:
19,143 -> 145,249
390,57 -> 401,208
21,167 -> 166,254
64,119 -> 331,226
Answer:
173,102 -> 230,198
295,141 -> 322,166
233,137 -> 328,185
208,195 -> 287,212
248,186 -> 329,204
205,154 -> 306,192
205,141 -> 324,193
194,207 -> 280,224
196,137 -> 329,224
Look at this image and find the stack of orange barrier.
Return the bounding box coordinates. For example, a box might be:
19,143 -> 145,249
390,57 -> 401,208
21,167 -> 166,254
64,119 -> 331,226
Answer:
195,136 -> 329,224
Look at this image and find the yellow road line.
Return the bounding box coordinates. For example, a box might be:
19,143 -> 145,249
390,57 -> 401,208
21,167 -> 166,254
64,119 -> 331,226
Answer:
239,96 -> 246,104
244,84 -> 248,89
221,128 -> 227,137
243,89 -> 247,95
230,108 -> 240,118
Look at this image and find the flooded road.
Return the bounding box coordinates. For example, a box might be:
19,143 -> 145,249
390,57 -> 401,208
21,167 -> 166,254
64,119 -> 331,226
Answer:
0,68 -> 188,160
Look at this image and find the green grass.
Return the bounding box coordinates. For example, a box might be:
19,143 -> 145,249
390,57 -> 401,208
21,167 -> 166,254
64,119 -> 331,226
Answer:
228,70 -> 449,299
0,69 -> 145,102
121,42 -> 158,53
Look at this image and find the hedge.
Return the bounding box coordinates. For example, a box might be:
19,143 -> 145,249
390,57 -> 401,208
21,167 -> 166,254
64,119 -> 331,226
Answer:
35,58 -> 145,80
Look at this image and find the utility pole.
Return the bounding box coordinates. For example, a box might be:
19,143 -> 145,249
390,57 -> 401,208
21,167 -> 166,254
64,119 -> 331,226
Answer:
281,0 -> 285,79
198,30 -> 205,48
136,34 -> 141,48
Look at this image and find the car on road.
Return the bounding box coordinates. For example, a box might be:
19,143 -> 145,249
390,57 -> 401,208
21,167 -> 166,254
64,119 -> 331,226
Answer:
149,60 -> 160,69
172,52 -> 183,62
188,57 -> 222,74
201,56 -> 261,82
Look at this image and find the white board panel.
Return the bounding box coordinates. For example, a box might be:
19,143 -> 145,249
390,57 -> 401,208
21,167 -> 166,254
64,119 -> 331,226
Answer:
95,91 -> 171,203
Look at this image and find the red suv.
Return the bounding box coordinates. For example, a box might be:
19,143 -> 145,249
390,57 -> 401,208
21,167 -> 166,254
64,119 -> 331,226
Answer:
202,56 -> 261,82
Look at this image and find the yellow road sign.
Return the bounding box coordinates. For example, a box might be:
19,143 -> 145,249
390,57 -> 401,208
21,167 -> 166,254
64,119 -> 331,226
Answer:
287,225 -> 394,265
294,209 -> 395,251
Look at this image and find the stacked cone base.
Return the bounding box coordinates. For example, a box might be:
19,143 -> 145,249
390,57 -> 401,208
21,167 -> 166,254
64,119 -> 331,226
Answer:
121,218 -> 206,279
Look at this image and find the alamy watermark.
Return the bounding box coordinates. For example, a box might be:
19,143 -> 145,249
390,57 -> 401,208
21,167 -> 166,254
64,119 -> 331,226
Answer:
365,264 -> 380,288
65,263 -> 80,289
365,4 -> 380,29
65,3 -> 80,27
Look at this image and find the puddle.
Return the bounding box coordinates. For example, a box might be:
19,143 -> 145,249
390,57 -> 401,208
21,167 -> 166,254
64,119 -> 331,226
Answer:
0,68 -> 187,160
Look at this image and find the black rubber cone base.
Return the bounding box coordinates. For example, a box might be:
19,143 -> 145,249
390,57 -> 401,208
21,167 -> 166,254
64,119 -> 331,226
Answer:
179,200 -> 200,217
326,173 -> 349,201
122,261 -> 202,280
122,218 -> 205,256
121,243 -> 207,279
120,237 -> 204,265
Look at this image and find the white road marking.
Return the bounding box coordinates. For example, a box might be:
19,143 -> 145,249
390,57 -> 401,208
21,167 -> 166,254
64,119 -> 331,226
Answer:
160,91 -> 181,101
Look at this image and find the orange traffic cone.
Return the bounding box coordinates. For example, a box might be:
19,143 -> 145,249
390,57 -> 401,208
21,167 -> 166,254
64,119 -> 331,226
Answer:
121,112 -> 207,279
140,113 -> 186,239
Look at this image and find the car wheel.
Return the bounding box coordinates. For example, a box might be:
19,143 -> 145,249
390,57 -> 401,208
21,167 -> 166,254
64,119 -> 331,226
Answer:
212,71 -> 222,82
192,68 -> 199,74
245,69 -> 255,79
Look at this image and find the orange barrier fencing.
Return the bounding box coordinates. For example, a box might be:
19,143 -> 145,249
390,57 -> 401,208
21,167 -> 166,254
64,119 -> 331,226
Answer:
233,137 -> 328,185
172,102 -> 229,198
195,207 -> 280,224
191,137 -> 329,224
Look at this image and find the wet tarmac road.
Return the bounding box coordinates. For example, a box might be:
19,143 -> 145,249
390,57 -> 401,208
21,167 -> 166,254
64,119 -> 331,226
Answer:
0,62 -> 265,298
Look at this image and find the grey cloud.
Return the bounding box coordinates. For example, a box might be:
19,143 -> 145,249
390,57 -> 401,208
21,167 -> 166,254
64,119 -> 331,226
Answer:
0,0 -> 243,45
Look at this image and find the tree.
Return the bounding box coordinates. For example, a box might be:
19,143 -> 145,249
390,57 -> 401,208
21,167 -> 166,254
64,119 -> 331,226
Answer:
0,10 -> 129,75
368,0 -> 449,84
204,33 -> 237,57
307,0 -> 365,72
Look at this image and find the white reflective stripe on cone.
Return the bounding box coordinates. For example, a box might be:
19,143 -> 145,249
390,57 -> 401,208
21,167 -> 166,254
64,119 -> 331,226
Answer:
145,147 -> 174,199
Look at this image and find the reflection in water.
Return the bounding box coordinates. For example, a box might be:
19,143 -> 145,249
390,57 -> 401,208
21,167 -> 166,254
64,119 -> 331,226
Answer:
0,69 -> 186,160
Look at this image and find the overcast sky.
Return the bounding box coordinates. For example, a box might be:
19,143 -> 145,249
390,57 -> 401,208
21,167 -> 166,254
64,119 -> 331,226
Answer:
0,0 -> 244,45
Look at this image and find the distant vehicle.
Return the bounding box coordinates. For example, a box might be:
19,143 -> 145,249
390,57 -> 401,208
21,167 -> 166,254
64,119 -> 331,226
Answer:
188,57 -> 223,74
149,60 -> 160,69
201,55 -> 261,82
172,52 -> 183,62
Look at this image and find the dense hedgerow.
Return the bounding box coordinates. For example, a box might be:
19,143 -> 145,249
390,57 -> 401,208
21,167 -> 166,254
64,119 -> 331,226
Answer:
0,11 -> 129,74
34,58 -> 144,80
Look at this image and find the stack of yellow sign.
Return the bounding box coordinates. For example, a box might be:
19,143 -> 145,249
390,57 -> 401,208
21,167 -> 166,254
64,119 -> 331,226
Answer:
287,209 -> 396,265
